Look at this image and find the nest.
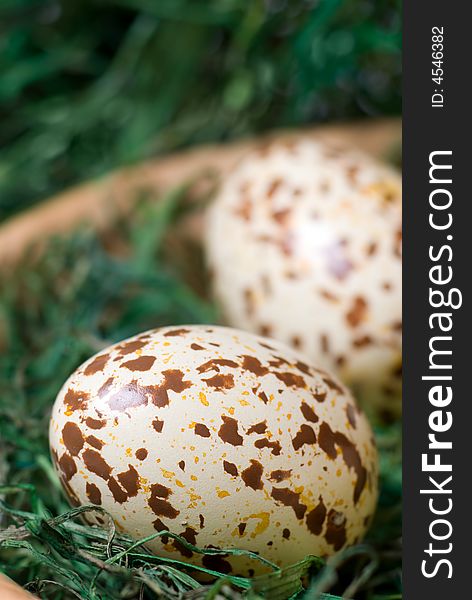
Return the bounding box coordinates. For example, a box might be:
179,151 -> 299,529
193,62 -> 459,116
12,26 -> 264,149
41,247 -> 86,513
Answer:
0,172 -> 401,598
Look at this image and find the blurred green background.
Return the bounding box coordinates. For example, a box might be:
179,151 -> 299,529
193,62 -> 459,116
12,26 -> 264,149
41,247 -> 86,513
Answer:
0,0 -> 401,224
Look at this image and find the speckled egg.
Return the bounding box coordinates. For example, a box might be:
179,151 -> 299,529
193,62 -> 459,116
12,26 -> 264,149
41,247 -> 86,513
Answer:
205,138 -> 402,417
49,325 -> 378,576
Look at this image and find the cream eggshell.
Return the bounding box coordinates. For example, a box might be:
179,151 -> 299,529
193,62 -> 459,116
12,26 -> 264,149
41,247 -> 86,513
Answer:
205,139 -> 402,416
49,325 -> 378,576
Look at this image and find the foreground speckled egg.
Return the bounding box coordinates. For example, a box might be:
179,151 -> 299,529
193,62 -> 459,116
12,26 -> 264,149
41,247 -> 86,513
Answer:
206,139 -> 402,417
49,325 -> 378,575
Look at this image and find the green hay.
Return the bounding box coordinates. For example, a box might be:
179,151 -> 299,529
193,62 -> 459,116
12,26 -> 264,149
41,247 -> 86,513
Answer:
0,0 -> 401,221
0,187 -> 402,598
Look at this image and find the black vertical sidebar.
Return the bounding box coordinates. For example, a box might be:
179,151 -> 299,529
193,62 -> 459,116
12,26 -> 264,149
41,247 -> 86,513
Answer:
403,2 -> 470,599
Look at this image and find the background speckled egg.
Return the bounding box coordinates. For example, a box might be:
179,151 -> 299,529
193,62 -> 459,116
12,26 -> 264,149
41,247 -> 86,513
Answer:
49,325 -> 378,576
205,139 -> 402,418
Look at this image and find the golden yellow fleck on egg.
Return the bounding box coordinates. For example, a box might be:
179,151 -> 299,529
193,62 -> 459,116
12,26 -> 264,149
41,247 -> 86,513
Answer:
248,512 -> 270,537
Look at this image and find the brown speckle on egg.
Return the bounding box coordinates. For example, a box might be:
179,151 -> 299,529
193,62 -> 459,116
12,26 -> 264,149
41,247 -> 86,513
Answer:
306,496 -> 327,536
300,402 -> 318,423
64,388 -> 89,412
246,421 -> 267,435
292,424 -> 317,451
223,461 -> 238,477
325,509 -> 347,551
86,435 -> 104,450
270,470 -> 291,483
164,328 -> 191,337
218,416 -> 243,446
85,416 -> 106,429
58,453 -> 77,481
148,484 -> 180,519
195,423 -> 211,438
62,422 -> 84,456
135,448 -> 148,460
84,354 -> 110,376
346,297 -> 368,328
241,460 -> 264,491
117,465 -> 140,497
121,355 -> 156,372
151,419 -> 163,434
86,481 -> 102,505
191,343 -> 205,351
117,340 -> 148,355
274,372 -> 306,389
271,487 -> 306,520
254,438 -> 281,456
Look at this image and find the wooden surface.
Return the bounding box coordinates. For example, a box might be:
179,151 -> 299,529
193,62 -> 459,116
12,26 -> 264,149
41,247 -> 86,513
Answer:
0,575 -> 36,600
0,119 -> 401,267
